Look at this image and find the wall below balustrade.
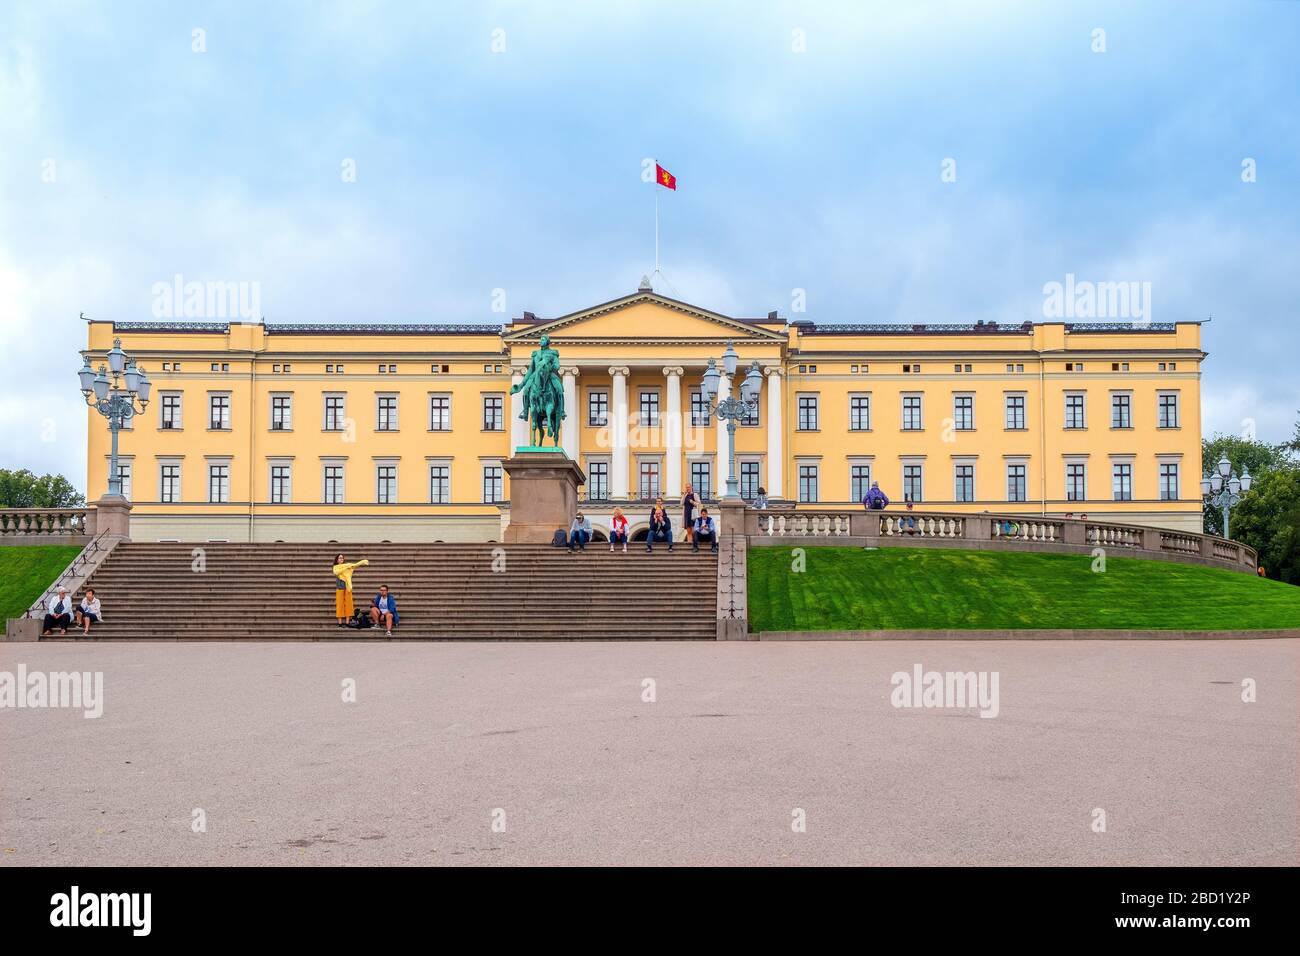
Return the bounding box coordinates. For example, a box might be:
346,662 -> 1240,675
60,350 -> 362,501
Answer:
128,514 -> 502,543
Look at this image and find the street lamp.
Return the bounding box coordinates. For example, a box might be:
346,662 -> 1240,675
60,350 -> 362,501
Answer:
80,338 -> 150,499
1200,456 -> 1252,540
700,343 -> 763,500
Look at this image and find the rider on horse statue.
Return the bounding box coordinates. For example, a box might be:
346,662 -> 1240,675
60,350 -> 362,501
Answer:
510,334 -> 566,448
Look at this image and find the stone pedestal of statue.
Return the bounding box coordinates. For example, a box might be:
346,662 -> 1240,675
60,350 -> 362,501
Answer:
501,450 -> 587,544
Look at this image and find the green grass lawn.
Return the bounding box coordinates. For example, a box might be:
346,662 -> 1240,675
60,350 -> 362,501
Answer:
0,546 -> 84,621
748,546 -> 1300,632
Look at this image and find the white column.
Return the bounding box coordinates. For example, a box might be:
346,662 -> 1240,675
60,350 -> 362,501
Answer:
610,366 -> 630,499
714,372 -> 730,498
765,367 -> 783,499
663,366 -> 683,498
561,367 -> 579,460
510,367 -> 527,450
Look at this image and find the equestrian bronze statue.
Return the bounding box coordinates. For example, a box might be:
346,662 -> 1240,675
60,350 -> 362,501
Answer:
510,334 -> 566,448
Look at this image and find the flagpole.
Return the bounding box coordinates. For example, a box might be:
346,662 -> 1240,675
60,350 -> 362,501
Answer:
654,187 -> 660,277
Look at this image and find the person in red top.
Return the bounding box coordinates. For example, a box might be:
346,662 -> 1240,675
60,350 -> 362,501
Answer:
609,508 -> 629,553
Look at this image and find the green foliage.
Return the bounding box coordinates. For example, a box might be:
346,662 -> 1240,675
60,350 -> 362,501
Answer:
0,469 -> 85,509
0,546 -> 84,620
747,547 -> 1300,632
1200,432 -> 1295,537
1227,468 -> 1300,585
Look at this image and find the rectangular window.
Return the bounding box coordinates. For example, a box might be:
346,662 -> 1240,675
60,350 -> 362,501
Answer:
740,461 -> 761,501
323,465 -> 344,504
690,391 -> 710,427
208,464 -> 230,503
209,394 -> 230,430
1111,394 -> 1131,429
739,399 -> 759,427
588,390 -> 608,427
690,461 -> 712,498
160,464 -> 181,503
1066,463 -> 1087,501
324,395 -> 346,431
1159,462 -> 1179,501
953,394 -> 974,431
377,395 -> 398,431
1158,393 -> 1179,428
270,465 -> 291,504
797,395 -> 819,431
161,393 -> 182,429
850,395 -> 871,431
639,391 -> 660,427
850,464 -> 872,503
429,464 -> 450,504
638,460 -> 661,500
482,395 -> 504,431
798,465 -> 819,503
429,395 -> 451,431
1005,394 -> 1026,430
482,465 -> 504,503
903,464 -> 923,503
271,395 -> 292,430
377,465 -> 398,504
1064,393 -> 1086,429
587,462 -> 608,501
954,464 -> 975,502
902,394 -> 923,430
1007,464 -> 1027,503
1112,463 -> 1133,501
116,462 -> 132,501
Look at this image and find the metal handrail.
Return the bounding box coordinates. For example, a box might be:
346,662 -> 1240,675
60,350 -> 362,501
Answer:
25,530 -> 115,619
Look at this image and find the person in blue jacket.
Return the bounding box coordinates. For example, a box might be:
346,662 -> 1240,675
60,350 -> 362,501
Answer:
863,481 -> 890,510
369,584 -> 400,637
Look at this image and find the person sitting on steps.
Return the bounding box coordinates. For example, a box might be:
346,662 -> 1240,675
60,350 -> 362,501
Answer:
692,509 -> 718,553
42,586 -> 74,636
369,584 -> 399,638
609,508 -> 629,552
567,512 -> 592,551
75,588 -> 102,636
646,498 -> 673,552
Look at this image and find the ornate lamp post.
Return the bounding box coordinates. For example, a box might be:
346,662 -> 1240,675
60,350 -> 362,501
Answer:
1200,456 -> 1251,541
700,342 -> 763,500
79,338 -> 151,499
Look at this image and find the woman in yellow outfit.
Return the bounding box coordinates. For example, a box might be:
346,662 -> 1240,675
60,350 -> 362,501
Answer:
332,553 -> 370,627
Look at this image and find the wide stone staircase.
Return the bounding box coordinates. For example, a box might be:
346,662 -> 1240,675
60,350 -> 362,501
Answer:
60,542 -> 719,641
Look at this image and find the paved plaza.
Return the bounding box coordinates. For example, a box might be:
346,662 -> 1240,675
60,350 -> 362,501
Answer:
1,640 -> 1295,866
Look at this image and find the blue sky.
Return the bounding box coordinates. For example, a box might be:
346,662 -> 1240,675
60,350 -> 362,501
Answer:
2,0 -> 1297,486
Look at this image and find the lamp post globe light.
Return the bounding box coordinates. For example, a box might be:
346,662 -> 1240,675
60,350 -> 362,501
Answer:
80,337 -> 151,499
701,342 -> 763,500
1200,456 -> 1251,541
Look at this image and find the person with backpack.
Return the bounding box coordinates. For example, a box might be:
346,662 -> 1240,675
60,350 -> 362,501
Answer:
863,481 -> 890,510
332,553 -> 370,627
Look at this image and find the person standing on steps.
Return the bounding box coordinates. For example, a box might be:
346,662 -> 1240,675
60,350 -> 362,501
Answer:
332,553 -> 370,627
682,484 -> 700,545
609,508 -> 629,552
646,498 -> 673,552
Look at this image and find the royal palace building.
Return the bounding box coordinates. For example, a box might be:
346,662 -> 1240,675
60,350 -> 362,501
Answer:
83,283 -> 1206,542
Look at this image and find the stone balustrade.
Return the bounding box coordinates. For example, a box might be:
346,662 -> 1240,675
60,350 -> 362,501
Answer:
0,507 -> 92,541
744,507 -> 1258,574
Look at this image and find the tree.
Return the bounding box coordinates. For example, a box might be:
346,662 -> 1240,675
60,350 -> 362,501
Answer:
1200,434 -> 1292,537
0,469 -> 86,508
1228,467 -> 1300,585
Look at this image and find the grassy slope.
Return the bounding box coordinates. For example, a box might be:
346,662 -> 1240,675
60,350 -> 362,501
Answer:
0,546 -> 84,621
748,546 -> 1300,631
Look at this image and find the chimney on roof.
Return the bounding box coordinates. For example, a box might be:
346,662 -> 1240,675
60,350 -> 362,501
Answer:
639,275 -> 653,292
522,311 -> 536,323
767,311 -> 779,321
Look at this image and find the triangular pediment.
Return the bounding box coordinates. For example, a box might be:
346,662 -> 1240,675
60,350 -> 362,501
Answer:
503,292 -> 786,343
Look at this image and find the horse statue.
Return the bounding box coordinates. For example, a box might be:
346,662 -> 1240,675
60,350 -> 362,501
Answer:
510,333 -> 566,448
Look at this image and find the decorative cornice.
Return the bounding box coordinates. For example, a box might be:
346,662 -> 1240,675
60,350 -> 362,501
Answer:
502,291 -> 787,343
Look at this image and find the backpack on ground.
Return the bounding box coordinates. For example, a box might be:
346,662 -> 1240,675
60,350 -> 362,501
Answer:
351,607 -> 374,629
550,529 -> 568,547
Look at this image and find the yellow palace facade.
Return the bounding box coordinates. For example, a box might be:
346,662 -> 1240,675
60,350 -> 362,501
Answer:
83,283 -> 1206,542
